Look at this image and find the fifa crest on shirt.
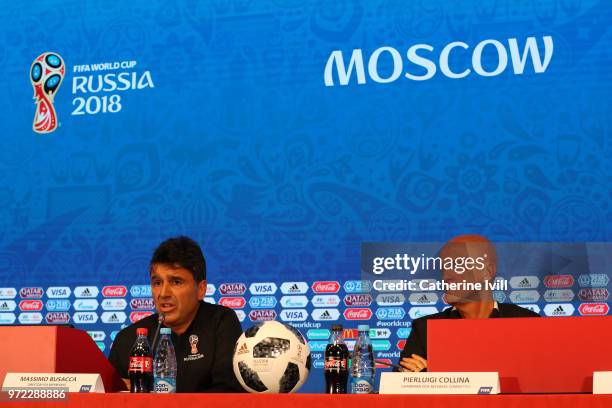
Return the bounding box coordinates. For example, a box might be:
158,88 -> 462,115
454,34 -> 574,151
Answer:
30,52 -> 65,133
189,334 -> 199,354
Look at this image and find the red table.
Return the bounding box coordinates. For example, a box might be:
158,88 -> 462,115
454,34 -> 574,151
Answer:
4,393 -> 612,408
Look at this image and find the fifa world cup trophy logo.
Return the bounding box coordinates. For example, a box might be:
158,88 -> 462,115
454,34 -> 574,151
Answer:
30,52 -> 65,133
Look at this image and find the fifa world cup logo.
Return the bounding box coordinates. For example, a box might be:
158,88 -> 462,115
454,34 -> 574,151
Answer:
189,335 -> 199,354
30,52 -> 65,133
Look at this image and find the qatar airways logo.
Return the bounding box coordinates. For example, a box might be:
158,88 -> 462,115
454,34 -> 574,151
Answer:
324,36 -> 553,86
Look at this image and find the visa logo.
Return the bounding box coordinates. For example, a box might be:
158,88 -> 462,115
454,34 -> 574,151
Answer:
280,309 -> 307,322
47,287 -> 71,298
73,312 -> 98,323
249,283 -> 277,295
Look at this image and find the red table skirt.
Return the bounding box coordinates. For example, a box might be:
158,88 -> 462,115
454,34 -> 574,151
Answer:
5,393 -> 612,408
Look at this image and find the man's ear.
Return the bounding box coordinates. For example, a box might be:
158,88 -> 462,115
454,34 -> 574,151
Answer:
197,280 -> 207,301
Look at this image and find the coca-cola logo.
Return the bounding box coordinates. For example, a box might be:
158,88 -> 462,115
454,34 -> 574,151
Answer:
130,311 -> 153,323
248,309 -> 277,321
312,281 -> 340,294
45,312 -> 70,324
324,358 -> 347,370
219,297 -> 246,309
578,288 -> 609,302
130,298 -> 155,310
578,303 -> 609,316
218,283 -> 246,295
19,287 -> 43,299
343,308 -> 373,320
343,294 -> 373,307
102,286 -> 127,297
544,275 -> 574,288
19,300 -> 43,311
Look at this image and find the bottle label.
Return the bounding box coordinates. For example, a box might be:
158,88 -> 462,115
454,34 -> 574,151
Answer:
154,378 -> 176,393
351,378 -> 373,394
324,357 -> 347,371
129,356 -> 153,373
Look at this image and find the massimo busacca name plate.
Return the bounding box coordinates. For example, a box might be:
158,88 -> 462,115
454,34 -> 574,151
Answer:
379,372 -> 500,394
593,372 -> 612,394
2,373 -> 104,393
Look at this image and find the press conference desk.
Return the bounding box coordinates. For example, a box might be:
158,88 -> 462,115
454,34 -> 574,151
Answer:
5,393 -> 612,407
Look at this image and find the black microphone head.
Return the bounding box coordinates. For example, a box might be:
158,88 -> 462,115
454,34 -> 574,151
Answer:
158,312 -> 165,323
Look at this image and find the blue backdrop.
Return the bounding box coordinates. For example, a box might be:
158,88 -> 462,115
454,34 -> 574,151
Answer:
0,0 -> 610,393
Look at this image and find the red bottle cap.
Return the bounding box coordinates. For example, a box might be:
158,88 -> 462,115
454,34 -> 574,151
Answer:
136,328 -> 148,336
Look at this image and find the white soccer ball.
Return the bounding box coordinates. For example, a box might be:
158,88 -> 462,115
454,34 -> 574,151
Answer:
233,321 -> 311,393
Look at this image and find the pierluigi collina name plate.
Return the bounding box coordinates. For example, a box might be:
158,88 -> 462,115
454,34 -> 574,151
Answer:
379,372 -> 500,394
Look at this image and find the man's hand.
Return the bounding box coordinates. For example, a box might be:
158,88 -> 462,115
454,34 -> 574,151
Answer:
399,354 -> 428,372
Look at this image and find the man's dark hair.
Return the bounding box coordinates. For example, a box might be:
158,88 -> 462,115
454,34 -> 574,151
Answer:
150,236 -> 206,282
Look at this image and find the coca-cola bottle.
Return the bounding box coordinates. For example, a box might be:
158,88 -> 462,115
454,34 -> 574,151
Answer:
324,324 -> 349,394
129,328 -> 153,393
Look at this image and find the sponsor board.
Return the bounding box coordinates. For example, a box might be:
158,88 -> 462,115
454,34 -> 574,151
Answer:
493,291 -> 506,303
376,358 -> 393,369
87,331 -> 106,341
376,307 -> 406,320
218,283 -> 247,296
19,287 -> 43,299
578,274 -> 609,288
0,300 -> 17,312
102,286 -> 127,297
45,312 -> 70,324
204,297 -> 216,304
343,294 -> 373,307
249,282 -> 277,295
307,329 -> 331,340
19,300 -> 43,312
578,288 -> 609,302
96,342 -> 105,352
280,295 -> 309,308
520,304 -> 541,314
312,281 -> 340,294
311,308 -> 340,321
396,340 -> 407,350
46,287 -> 71,298
74,286 -> 99,298
578,303 -> 609,316
280,282 -> 309,294
543,289 -> 575,302
0,313 -> 16,324
73,312 -> 99,324
376,293 -> 405,306
543,303 -> 575,317
248,309 -> 277,321
313,359 -> 325,369
248,296 -> 277,309
408,307 -> 438,319
312,295 -> 341,307
73,299 -> 99,311
100,312 -> 126,324
130,298 -> 155,310
509,290 -> 540,303
408,293 -> 438,305
369,328 -> 391,339
130,285 -> 152,297
18,312 -> 43,324
544,275 -> 574,288
101,298 -> 128,311
343,308 -> 373,320
280,309 -> 308,322
235,310 -> 246,322
219,297 -> 246,309
307,341 -> 328,352
130,311 -> 153,322
205,284 -> 216,296
509,276 -> 540,289
343,280 -> 373,293
45,299 -> 71,311
397,327 -> 412,338
372,340 -> 391,351
110,331 -> 119,341
0,288 -> 17,299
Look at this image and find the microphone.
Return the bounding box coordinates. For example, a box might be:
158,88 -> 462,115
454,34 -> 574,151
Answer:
151,313 -> 165,354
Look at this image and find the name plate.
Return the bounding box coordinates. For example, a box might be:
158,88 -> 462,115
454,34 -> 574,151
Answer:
2,373 -> 104,393
593,372 -> 612,394
379,372 -> 500,394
